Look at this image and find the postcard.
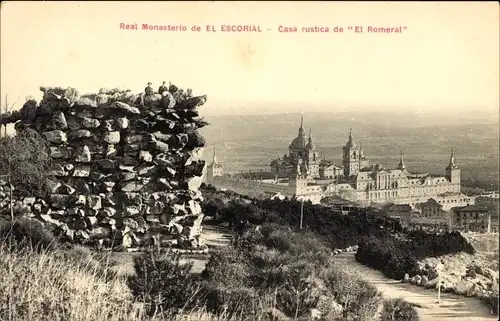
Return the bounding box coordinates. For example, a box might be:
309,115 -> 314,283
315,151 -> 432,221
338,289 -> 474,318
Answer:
1,2 -> 498,321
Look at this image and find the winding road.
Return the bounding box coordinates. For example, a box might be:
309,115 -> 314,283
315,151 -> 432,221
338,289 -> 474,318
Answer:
332,252 -> 497,321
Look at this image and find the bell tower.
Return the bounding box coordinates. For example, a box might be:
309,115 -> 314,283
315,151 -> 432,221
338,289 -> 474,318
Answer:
445,149 -> 461,192
342,129 -> 360,178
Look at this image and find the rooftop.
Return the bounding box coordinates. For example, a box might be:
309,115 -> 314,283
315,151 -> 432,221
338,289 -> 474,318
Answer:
453,204 -> 489,212
386,204 -> 412,212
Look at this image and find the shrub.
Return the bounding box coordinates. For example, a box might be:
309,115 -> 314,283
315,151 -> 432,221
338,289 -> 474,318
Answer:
201,221 -> 386,320
0,128 -> 52,197
321,266 -> 382,320
0,217 -> 57,252
203,283 -> 264,319
274,260 -> 320,319
380,298 -> 420,321
127,252 -> 203,316
202,247 -> 252,288
356,231 -> 475,280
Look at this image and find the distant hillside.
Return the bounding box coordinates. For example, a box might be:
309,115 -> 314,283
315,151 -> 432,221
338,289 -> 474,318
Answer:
199,111 -> 499,189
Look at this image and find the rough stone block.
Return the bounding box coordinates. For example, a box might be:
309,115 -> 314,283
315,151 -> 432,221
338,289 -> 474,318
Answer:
96,159 -> 117,171
75,97 -> 98,108
50,194 -> 72,209
69,129 -> 92,140
109,101 -> 140,115
44,130 -> 67,144
73,145 -> 91,163
50,146 -> 74,159
124,134 -> 143,145
73,165 -> 91,177
139,151 -> 153,163
81,117 -> 100,129
50,164 -> 68,176
87,195 -> 102,211
51,112 -> 68,130
124,205 -> 141,216
91,227 -> 111,239
104,131 -> 120,144
116,117 -> 129,129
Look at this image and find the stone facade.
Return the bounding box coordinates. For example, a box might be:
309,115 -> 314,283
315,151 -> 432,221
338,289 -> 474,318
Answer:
267,118 -> 472,208
0,85 -> 209,250
452,204 -> 491,233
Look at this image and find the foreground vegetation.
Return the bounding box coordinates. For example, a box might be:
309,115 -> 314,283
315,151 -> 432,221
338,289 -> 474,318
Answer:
202,185 -> 500,316
0,216 -> 420,321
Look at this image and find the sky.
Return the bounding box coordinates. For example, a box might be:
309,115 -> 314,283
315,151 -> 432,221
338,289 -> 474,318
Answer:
1,1 -> 499,116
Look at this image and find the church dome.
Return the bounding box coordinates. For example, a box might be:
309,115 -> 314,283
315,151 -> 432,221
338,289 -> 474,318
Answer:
289,135 -> 307,150
289,116 -> 307,150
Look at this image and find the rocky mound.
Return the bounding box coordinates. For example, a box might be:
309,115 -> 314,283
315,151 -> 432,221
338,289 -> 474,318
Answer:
402,252 -> 499,314
0,85 -> 209,251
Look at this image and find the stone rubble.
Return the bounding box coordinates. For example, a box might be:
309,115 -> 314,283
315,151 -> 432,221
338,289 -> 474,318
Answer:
0,85 -> 209,251
401,252 -> 499,301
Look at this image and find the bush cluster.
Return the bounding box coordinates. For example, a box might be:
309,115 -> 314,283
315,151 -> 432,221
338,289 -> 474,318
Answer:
201,185 -> 388,249
355,231 -> 476,280
127,253 -> 204,316
0,217 -> 57,252
127,223 -> 395,320
380,298 -> 420,321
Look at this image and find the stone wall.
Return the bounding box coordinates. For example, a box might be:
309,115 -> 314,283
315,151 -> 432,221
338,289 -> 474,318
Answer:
0,86 -> 209,250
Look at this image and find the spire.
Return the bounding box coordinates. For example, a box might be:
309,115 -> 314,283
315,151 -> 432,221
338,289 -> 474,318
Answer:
298,115 -> 305,137
212,145 -> 217,164
447,148 -> 457,170
345,128 -> 356,148
306,127 -> 316,150
398,151 -> 406,170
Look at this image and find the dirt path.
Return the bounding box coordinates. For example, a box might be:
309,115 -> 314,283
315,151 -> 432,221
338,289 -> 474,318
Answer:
183,224 -> 233,274
332,252 -> 497,321
105,224 -> 232,276
201,224 -> 233,249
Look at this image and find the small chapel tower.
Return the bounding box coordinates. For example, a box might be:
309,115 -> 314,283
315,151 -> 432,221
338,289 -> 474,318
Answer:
206,145 -> 224,182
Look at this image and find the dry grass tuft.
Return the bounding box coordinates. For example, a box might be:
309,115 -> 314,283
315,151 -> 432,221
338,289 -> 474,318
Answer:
0,243 -> 145,321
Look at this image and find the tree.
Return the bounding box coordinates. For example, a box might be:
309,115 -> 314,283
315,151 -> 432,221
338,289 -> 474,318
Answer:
0,95 -> 20,138
0,128 -> 52,197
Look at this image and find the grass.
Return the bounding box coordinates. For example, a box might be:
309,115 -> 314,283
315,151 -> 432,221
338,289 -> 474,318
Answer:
0,243 -> 143,321
0,241 -> 251,321
0,218 -> 421,321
